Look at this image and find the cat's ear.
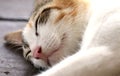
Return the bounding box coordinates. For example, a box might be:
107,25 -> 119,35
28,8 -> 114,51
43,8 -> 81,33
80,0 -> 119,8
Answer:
4,30 -> 22,45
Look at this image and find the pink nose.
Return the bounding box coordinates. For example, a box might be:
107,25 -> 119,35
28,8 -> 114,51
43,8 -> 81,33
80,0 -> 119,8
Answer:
33,47 -> 42,59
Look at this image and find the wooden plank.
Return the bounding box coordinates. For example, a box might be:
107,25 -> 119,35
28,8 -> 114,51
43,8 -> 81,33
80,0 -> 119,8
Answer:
0,21 -> 38,76
0,0 -> 34,19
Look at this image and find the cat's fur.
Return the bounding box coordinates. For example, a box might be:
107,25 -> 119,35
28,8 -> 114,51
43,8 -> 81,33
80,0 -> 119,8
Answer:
5,0 -> 87,69
4,0 -> 120,76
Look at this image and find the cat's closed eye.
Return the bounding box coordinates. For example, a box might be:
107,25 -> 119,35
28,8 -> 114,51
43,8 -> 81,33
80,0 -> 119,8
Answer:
22,39 -> 31,59
35,8 -> 51,37
4,0 -> 87,73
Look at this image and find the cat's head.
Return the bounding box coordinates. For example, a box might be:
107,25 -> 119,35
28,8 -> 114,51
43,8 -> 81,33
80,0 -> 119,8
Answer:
4,0 -> 88,70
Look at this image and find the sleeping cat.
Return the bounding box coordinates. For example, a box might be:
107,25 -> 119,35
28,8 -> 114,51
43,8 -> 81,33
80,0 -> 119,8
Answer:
4,0 -> 120,76
4,0 -> 86,69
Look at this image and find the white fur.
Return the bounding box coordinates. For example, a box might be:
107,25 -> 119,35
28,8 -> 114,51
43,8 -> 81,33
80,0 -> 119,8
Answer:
22,2 -> 87,68
36,0 -> 120,76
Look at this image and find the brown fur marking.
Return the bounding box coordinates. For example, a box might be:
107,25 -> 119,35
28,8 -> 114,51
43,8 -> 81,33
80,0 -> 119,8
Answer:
54,0 -> 78,8
55,12 -> 66,23
69,8 -> 78,17
28,22 -> 32,28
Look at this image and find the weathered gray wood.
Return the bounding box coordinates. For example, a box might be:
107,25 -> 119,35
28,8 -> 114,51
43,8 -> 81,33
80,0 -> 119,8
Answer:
0,0 -> 39,76
0,22 -> 37,76
0,0 -> 34,19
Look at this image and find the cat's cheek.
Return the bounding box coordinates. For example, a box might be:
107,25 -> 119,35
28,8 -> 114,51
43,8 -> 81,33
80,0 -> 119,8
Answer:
48,50 -> 64,66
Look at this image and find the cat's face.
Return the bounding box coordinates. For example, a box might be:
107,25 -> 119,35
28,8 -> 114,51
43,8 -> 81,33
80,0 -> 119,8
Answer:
4,0 -> 88,70
22,0 -> 82,69
22,8 -> 64,69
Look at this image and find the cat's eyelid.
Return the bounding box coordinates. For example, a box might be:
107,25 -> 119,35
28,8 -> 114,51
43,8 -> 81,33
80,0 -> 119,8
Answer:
41,7 -> 51,13
25,50 -> 31,58
35,8 -> 51,37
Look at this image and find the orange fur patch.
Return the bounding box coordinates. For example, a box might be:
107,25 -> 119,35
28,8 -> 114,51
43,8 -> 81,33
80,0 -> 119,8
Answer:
53,0 -> 78,8
53,0 -> 89,10
54,9 -> 78,23
52,0 -> 79,23
69,8 -> 78,17
27,22 -> 32,28
52,0 -> 89,23
55,12 -> 66,23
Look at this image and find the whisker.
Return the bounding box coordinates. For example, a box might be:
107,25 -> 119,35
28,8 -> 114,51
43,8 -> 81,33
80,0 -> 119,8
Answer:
46,25 -> 72,50
47,32 -> 56,49
50,33 -> 58,47
46,32 -> 55,50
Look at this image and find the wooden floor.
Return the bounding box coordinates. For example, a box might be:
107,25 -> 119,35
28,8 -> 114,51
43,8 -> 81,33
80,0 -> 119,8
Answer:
0,0 -> 38,76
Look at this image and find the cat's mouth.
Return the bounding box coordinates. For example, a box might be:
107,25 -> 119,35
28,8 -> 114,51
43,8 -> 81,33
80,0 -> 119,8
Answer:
35,41 -> 63,66
26,43 -> 63,67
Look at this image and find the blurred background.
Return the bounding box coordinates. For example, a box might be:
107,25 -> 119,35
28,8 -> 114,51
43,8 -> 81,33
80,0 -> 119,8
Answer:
0,0 -> 38,76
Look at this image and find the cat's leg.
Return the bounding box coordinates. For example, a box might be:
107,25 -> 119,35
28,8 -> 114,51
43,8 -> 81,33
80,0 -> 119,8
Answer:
36,10 -> 120,76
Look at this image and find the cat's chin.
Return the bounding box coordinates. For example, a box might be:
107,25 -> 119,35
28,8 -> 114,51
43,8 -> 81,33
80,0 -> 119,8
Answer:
30,57 -> 49,70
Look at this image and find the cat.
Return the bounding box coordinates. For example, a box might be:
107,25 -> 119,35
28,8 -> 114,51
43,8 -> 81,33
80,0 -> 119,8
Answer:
4,0 -> 120,76
4,0 -> 86,70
